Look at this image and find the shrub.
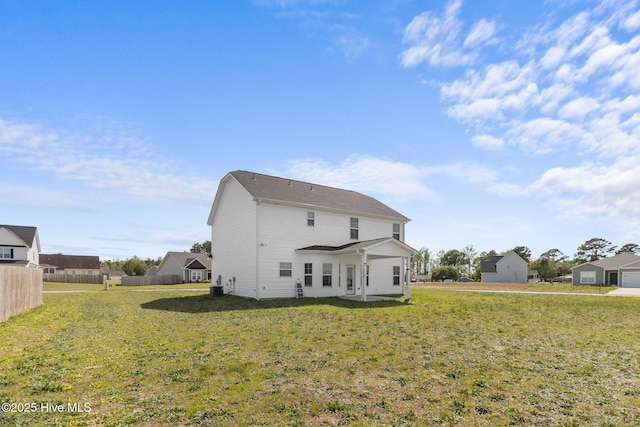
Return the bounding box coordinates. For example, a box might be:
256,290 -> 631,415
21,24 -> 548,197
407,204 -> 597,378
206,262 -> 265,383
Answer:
431,266 -> 460,281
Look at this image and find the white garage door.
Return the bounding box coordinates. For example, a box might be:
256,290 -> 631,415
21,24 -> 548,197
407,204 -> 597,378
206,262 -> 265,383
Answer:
622,272 -> 640,288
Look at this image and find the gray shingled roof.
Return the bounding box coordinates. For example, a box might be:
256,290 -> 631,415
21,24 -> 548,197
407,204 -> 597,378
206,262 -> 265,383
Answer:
40,254 -> 101,270
480,255 -> 503,273
166,252 -> 212,269
0,225 -> 38,248
591,253 -> 640,269
229,170 -> 409,220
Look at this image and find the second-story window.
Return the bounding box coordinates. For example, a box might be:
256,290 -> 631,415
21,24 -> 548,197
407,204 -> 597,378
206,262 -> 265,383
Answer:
307,212 -> 315,227
350,217 -> 359,239
393,223 -> 400,240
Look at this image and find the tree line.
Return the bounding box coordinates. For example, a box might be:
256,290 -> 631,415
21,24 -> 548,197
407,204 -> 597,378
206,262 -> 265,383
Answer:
412,238 -> 639,282
100,241 -> 211,276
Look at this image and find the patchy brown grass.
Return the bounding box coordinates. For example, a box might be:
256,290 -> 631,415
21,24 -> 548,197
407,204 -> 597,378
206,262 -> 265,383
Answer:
1,288 -> 639,426
414,281 -> 615,294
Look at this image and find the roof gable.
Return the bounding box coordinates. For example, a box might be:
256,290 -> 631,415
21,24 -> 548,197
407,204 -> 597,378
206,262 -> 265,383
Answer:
185,258 -> 208,269
0,225 -> 39,250
162,252 -> 211,269
211,170 -> 410,222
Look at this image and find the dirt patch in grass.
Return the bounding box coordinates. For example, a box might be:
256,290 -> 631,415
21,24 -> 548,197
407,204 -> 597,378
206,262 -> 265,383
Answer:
1,289 -> 639,426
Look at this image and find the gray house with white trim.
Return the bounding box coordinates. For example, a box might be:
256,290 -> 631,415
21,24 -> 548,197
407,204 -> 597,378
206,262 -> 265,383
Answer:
572,253 -> 640,286
156,252 -> 212,283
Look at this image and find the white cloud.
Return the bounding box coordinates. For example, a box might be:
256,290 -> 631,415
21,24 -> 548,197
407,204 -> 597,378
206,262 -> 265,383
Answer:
400,0 -> 484,67
329,25 -> 370,60
622,10 -> 640,31
530,153 -> 640,218
557,96 -> 601,119
472,134 -> 504,150
0,116 -> 216,208
283,155 -> 523,203
463,18 -> 498,48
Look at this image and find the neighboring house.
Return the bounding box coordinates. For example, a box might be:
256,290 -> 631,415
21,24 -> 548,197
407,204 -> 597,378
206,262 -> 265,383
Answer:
480,251 -> 528,283
100,269 -> 127,280
156,252 -> 212,283
40,254 -> 101,275
0,224 -> 40,268
206,170 -> 418,300
146,265 -> 158,276
572,253 -> 640,286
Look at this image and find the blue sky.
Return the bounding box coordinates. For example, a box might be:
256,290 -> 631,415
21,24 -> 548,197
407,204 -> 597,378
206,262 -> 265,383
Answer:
1,0 -> 640,261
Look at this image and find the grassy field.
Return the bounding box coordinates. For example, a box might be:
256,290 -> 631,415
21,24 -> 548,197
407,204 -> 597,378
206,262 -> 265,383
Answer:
1,287 -> 639,426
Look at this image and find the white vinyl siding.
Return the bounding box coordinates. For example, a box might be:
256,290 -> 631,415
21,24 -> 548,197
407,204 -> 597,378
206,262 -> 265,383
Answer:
580,271 -> 596,284
218,193 -> 408,298
209,177 -> 258,298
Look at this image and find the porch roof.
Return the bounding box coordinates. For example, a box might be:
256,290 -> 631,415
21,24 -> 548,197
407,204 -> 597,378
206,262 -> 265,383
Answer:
296,237 -> 417,258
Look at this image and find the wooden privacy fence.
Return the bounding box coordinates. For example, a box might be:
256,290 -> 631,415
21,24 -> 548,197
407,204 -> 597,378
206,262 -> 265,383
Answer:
121,275 -> 181,286
43,273 -> 105,284
0,266 -> 43,323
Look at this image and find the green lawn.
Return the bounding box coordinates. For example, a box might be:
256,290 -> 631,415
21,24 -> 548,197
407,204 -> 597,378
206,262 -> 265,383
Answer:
43,281 -> 212,291
1,288 -> 639,426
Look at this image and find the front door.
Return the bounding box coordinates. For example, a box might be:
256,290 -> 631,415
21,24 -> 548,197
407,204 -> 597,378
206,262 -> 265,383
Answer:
346,265 -> 355,295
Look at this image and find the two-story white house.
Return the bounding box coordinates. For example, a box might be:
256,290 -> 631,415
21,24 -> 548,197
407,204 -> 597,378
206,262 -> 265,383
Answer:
207,171 -> 417,300
480,250 -> 528,283
0,225 -> 40,268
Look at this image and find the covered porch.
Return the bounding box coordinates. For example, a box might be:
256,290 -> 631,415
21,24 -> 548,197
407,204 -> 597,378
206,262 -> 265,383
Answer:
296,237 -> 418,302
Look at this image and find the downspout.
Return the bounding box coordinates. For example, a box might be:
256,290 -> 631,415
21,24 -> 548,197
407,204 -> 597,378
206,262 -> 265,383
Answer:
405,256 -> 411,302
360,250 -> 367,302
255,199 -> 261,301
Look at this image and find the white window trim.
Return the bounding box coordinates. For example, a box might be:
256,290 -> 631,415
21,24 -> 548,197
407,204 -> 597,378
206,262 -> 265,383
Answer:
304,263 -> 313,287
580,270 -> 596,284
280,262 -> 292,277
322,263 -> 332,286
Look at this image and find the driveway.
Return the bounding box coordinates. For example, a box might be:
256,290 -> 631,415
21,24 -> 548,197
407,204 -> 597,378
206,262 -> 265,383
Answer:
607,288 -> 640,297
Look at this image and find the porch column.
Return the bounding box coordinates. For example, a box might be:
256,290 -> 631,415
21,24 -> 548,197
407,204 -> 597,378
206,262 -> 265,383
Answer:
404,256 -> 411,301
361,252 -> 367,302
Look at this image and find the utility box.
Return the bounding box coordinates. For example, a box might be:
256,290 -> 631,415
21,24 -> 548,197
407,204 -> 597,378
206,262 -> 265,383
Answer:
210,286 -> 224,297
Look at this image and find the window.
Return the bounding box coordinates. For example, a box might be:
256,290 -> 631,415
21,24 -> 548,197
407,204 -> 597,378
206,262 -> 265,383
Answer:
393,266 -> 401,285
350,218 -> 359,240
279,262 -> 292,277
580,271 -> 596,284
307,212 -> 315,227
190,270 -> 203,282
304,263 -> 313,287
323,263 -> 332,286
393,223 -> 400,240
0,248 -> 12,259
